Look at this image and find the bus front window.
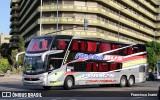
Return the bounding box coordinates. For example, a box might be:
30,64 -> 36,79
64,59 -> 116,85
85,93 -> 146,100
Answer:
24,56 -> 46,75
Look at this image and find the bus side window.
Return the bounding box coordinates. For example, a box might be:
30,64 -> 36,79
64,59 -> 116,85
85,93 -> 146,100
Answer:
58,40 -> 66,50
124,47 -> 128,55
99,63 -> 108,72
86,62 -> 92,72
93,62 -> 98,72
72,40 -> 79,51
42,40 -> 48,50
110,63 -> 117,71
116,63 -> 122,69
128,47 -> 133,54
79,62 -> 86,72
99,43 -> 111,52
87,41 -> 97,52
111,44 -> 119,54
80,40 -> 87,52
133,47 -> 139,53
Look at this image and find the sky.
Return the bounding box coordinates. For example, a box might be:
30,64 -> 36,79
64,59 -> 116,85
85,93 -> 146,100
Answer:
0,0 -> 10,34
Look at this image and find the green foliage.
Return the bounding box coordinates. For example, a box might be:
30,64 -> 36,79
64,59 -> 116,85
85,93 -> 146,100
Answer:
146,41 -> 160,70
10,36 -> 25,66
18,36 -> 25,52
0,58 -> 10,72
10,49 -> 18,66
11,67 -> 17,74
0,43 -> 9,58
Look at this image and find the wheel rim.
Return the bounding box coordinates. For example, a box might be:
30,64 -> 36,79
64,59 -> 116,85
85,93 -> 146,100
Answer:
121,78 -> 126,86
67,79 -> 73,87
129,78 -> 134,85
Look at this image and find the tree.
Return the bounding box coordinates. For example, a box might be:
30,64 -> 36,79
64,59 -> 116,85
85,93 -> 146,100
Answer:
10,49 -> 18,68
146,41 -> 160,70
0,58 -> 10,72
0,43 -> 9,58
10,36 -> 25,67
18,36 -> 25,52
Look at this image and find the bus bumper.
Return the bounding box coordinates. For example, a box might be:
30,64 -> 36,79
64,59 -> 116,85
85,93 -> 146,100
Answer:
23,80 -> 44,86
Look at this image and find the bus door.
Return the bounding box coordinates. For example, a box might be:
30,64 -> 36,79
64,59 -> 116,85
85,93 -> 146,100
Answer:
47,57 -> 63,86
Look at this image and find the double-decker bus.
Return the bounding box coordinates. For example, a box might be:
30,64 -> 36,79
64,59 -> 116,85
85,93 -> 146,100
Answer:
18,35 -> 147,90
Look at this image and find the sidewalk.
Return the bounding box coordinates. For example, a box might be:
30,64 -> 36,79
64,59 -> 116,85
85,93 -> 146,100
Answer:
0,74 -> 22,82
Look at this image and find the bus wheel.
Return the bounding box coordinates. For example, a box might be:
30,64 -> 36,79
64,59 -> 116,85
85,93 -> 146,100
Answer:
120,76 -> 127,87
43,86 -> 51,90
63,76 -> 74,90
128,76 -> 135,87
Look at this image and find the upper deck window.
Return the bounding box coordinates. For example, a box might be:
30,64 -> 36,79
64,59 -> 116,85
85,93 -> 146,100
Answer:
99,43 -> 111,52
27,37 -> 52,52
87,41 -> 97,52
51,39 -> 70,50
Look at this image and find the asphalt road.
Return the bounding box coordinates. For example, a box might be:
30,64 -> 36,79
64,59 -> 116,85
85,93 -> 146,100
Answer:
0,75 -> 159,100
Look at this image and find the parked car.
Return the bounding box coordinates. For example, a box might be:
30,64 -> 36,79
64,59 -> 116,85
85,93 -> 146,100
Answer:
146,72 -> 155,81
153,72 -> 157,80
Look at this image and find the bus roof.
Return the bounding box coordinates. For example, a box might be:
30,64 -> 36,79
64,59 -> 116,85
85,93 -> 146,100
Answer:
31,34 -> 141,45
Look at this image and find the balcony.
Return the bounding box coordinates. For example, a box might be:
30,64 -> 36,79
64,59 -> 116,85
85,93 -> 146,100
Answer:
10,13 -> 19,21
36,17 -> 153,42
10,35 -> 20,42
9,42 -> 19,48
39,4 -> 155,29
39,6 -> 155,35
138,0 -> 157,13
10,28 -> 19,34
119,0 -> 156,21
10,21 -> 19,28
150,0 -> 159,6
10,6 -> 20,14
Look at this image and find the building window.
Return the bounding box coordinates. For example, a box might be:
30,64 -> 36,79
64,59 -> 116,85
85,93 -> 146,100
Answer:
74,1 -> 85,6
86,14 -> 97,19
4,38 -> 10,40
43,12 -> 51,18
87,1 -> 97,7
63,0 -> 74,5
74,13 -> 85,18
63,12 -> 74,18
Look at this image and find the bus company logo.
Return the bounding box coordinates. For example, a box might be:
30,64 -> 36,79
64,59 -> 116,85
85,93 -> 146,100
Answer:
75,53 -> 103,60
2,92 -> 11,97
81,73 -> 114,79
86,79 -> 117,83
103,55 -> 124,62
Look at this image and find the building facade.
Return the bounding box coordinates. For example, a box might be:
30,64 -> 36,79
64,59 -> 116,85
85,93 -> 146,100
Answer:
10,0 -> 160,45
0,33 -> 11,45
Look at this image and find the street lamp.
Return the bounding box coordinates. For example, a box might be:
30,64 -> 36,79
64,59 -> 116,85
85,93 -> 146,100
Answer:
40,0 -> 42,36
117,7 -> 129,41
56,0 -> 59,32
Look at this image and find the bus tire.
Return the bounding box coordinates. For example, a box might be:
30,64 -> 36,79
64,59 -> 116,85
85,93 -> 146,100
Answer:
127,76 -> 135,87
43,86 -> 51,90
120,76 -> 127,87
63,76 -> 74,90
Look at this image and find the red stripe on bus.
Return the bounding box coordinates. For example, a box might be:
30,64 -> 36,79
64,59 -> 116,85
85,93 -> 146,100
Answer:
123,55 -> 147,62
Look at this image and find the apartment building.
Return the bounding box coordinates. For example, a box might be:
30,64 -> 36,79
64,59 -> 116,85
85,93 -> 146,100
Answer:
10,0 -> 160,46
0,33 -> 11,45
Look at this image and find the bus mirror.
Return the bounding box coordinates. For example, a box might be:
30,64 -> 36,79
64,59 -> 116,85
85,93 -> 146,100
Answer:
16,52 -> 25,61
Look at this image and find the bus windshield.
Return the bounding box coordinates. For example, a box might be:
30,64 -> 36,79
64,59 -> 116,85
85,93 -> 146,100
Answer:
26,37 -> 52,52
24,56 -> 46,75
